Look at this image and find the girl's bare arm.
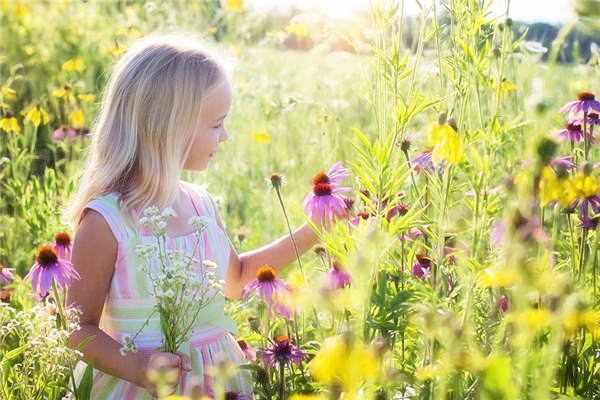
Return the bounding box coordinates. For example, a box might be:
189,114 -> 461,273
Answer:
208,197 -> 321,299
66,210 -> 150,387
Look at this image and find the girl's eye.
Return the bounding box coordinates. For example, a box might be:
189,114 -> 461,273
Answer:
213,123 -> 223,130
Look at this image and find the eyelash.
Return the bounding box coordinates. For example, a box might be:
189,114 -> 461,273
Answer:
213,123 -> 223,130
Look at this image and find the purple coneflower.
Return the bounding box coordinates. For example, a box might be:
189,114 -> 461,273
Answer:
550,156 -> 577,169
24,245 -> 80,295
52,124 -> 77,140
51,232 -> 73,261
326,260 -> 352,290
552,120 -> 587,142
411,255 -> 432,280
559,92 -> 600,114
324,162 -> 350,186
497,295 -> 508,313
0,264 -> 17,285
412,150 -> 445,174
304,182 -> 351,220
262,335 -> 306,367
236,337 -> 258,362
242,265 -> 291,318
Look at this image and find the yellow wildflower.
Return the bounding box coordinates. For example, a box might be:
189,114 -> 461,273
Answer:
290,396 -> 327,400
0,111 -> 19,135
77,94 -> 96,102
208,27 -> 218,34
25,104 -> 49,127
1,87 -> 17,101
429,114 -> 463,165
499,78 -> 516,97
61,58 -> 84,73
225,0 -> 244,12
309,334 -> 379,393
251,130 -> 271,144
285,23 -> 308,37
538,166 -> 566,207
565,171 -> 598,201
53,84 -> 76,103
476,266 -> 517,288
68,109 -> 84,128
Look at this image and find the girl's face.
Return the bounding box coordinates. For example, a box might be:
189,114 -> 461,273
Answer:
184,80 -> 232,171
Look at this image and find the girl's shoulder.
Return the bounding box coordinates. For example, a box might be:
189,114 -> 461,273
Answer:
80,192 -> 136,242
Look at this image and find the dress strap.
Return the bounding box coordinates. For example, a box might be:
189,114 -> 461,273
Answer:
82,193 -> 137,242
182,182 -> 214,219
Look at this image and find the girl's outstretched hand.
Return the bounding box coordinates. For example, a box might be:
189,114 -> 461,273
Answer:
140,350 -> 192,397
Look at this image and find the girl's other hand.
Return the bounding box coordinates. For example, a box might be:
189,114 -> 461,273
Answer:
140,351 -> 192,397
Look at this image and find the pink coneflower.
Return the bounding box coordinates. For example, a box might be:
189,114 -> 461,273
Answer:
0,264 -> 17,285
412,150 -> 444,174
497,295 -> 508,312
326,260 -> 352,290
51,232 -> 72,261
550,156 -> 577,169
23,245 -> 80,295
587,112 -> 600,125
559,92 -> 600,114
235,337 -> 258,362
552,120 -> 586,142
411,255 -> 432,280
386,203 -> 409,221
303,182 -> 351,219
242,265 -> 291,318
52,124 -> 77,140
324,162 -> 350,185
262,335 -> 306,367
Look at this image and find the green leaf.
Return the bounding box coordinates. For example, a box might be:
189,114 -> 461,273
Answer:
76,359 -> 94,400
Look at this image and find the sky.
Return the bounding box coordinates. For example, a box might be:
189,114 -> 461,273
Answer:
248,0 -> 578,24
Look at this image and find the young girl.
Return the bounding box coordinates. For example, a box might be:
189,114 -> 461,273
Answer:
66,34 -> 321,399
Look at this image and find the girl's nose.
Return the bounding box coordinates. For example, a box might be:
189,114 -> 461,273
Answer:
220,128 -> 229,142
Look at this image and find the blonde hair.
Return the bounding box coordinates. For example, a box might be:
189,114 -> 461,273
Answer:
67,34 -> 229,227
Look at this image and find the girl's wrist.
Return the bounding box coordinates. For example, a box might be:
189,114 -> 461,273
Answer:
134,353 -> 151,388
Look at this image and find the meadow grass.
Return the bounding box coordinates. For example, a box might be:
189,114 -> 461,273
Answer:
1,1 -> 599,399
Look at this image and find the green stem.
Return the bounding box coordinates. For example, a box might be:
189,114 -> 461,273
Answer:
279,361 -> 286,400
274,186 -> 304,278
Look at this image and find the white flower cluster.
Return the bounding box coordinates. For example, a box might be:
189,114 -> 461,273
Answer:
122,206 -> 225,354
138,206 -> 177,236
119,334 -> 138,356
0,300 -> 83,398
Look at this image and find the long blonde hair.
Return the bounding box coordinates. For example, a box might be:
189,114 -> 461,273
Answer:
67,34 -> 228,227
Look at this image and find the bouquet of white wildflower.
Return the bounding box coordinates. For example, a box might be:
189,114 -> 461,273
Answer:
121,206 -> 225,355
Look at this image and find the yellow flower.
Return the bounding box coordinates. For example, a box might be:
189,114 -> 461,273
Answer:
77,94 -> 96,102
225,0 -> 245,12
1,87 -> 17,101
68,109 -> 85,127
309,335 -> 378,393
499,78 -> 516,97
53,85 -> 76,103
538,166 -> 566,207
285,23 -> 308,37
565,171 -> 598,201
25,104 -> 49,128
290,396 -> 327,400
0,112 -> 19,135
476,266 -> 517,288
429,120 -> 463,165
61,58 -> 84,73
251,130 -> 271,144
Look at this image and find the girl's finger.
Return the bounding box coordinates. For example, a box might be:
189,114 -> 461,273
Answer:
176,351 -> 193,371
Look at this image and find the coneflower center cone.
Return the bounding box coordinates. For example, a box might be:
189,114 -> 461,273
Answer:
36,246 -> 58,266
312,172 -> 330,185
256,266 -> 277,282
55,232 -> 72,246
313,183 -> 333,196
579,92 -> 596,101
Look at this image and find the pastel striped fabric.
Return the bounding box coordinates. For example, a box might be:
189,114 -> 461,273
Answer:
75,182 -> 253,399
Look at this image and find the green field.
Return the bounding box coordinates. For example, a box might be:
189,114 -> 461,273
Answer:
1,1 -> 600,399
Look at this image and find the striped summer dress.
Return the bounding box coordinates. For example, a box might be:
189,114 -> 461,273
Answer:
76,182 -> 253,399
